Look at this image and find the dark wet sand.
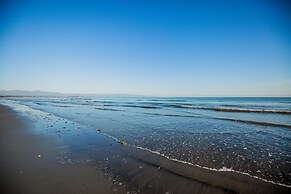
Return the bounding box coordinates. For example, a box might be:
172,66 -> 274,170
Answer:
0,105 -> 119,194
0,104 -> 290,194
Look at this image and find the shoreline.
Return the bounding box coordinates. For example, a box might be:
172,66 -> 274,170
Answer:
102,131 -> 291,188
0,104 -> 290,194
0,105 -> 119,194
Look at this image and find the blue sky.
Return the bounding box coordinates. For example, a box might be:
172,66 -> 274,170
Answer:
0,0 -> 290,96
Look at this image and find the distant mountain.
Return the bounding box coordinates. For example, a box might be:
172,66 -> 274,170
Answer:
0,90 -> 64,96
0,90 -> 146,97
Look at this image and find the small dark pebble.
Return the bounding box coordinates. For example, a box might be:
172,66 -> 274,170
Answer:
119,141 -> 126,145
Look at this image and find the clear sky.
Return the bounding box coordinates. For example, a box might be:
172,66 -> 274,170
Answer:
0,0 -> 290,96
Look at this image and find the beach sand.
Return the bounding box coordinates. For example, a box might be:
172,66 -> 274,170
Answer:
0,104 -> 289,194
0,105 -> 118,194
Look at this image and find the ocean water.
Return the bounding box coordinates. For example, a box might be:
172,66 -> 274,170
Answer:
1,97 -> 291,185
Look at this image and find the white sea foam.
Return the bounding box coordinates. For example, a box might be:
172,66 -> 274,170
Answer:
100,131 -> 291,188
172,104 -> 291,115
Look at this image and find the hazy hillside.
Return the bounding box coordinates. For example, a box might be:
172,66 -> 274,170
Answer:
0,90 -> 146,97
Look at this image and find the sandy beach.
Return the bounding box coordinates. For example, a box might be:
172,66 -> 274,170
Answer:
0,104 -> 290,194
0,105 -> 118,194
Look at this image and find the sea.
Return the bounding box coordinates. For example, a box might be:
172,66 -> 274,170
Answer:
1,97 -> 290,185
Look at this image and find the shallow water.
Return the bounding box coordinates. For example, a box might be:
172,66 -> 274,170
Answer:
1,97 -> 291,185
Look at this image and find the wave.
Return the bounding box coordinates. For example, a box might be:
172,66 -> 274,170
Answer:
34,102 -> 74,108
141,105 -> 160,109
144,112 -> 197,118
144,99 -> 186,102
217,118 -> 291,129
95,104 -> 114,107
169,104 -> 291,115
94,104 -> 160,109
145,111 -> 291,129
95,107 -> 121,111
121,104 -> 160,109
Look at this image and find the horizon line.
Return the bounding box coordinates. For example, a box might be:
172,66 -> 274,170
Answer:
0,89 -> 290,98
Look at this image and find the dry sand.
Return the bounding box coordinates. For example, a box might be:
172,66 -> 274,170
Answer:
0,104 -> 290,194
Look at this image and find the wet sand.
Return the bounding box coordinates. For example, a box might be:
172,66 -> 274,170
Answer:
0,105 -> 118,194
0,104 -> 290,194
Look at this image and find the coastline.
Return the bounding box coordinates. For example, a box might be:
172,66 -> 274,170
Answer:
0,104 -> 290,194
0,105 -> 118,194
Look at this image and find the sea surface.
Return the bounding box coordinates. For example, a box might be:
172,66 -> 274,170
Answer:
1,97 -> 291,185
